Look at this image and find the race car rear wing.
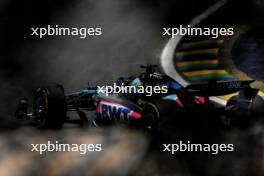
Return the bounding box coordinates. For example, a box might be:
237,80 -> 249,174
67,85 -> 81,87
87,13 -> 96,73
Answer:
184,80 -> 255,97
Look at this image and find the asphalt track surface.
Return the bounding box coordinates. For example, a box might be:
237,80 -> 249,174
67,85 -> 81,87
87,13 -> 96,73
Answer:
0,1 -> 264,176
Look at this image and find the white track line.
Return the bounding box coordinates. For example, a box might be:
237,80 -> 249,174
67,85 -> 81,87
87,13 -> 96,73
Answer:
160,0 -> 228,106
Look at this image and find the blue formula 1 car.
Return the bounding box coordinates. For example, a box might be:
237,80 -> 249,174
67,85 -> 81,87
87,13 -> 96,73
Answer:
15,65 -> 264,130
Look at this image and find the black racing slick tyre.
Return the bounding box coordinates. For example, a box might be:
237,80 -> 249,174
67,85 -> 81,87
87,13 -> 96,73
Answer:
142,102 -> 160,131
142,100 -> 180,131
226,96 -> 238,109
34,84 -> 67,129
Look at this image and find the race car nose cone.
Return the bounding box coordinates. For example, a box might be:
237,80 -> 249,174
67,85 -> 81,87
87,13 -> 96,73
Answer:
232,27 -> 264,82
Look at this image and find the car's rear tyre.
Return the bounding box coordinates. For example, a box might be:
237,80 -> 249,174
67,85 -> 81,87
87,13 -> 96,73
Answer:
226,96 -> 238,108
34,84 -> 67,129
222,96 -> 238,128
142,102 -> 160,132
142,100 -> 180,132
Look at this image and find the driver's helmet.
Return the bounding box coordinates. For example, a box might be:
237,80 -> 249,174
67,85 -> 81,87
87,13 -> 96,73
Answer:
131,78 -> 142,87
130,78 -> 143,92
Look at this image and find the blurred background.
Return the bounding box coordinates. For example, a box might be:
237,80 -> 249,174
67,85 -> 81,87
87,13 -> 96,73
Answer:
0,0 -> 264,175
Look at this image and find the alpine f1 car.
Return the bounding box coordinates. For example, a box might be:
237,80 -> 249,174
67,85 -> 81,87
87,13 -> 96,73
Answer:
15,65 -> 264,130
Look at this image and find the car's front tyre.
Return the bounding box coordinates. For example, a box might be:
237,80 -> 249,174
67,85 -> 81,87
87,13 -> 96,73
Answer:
34,84 -> 67,129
